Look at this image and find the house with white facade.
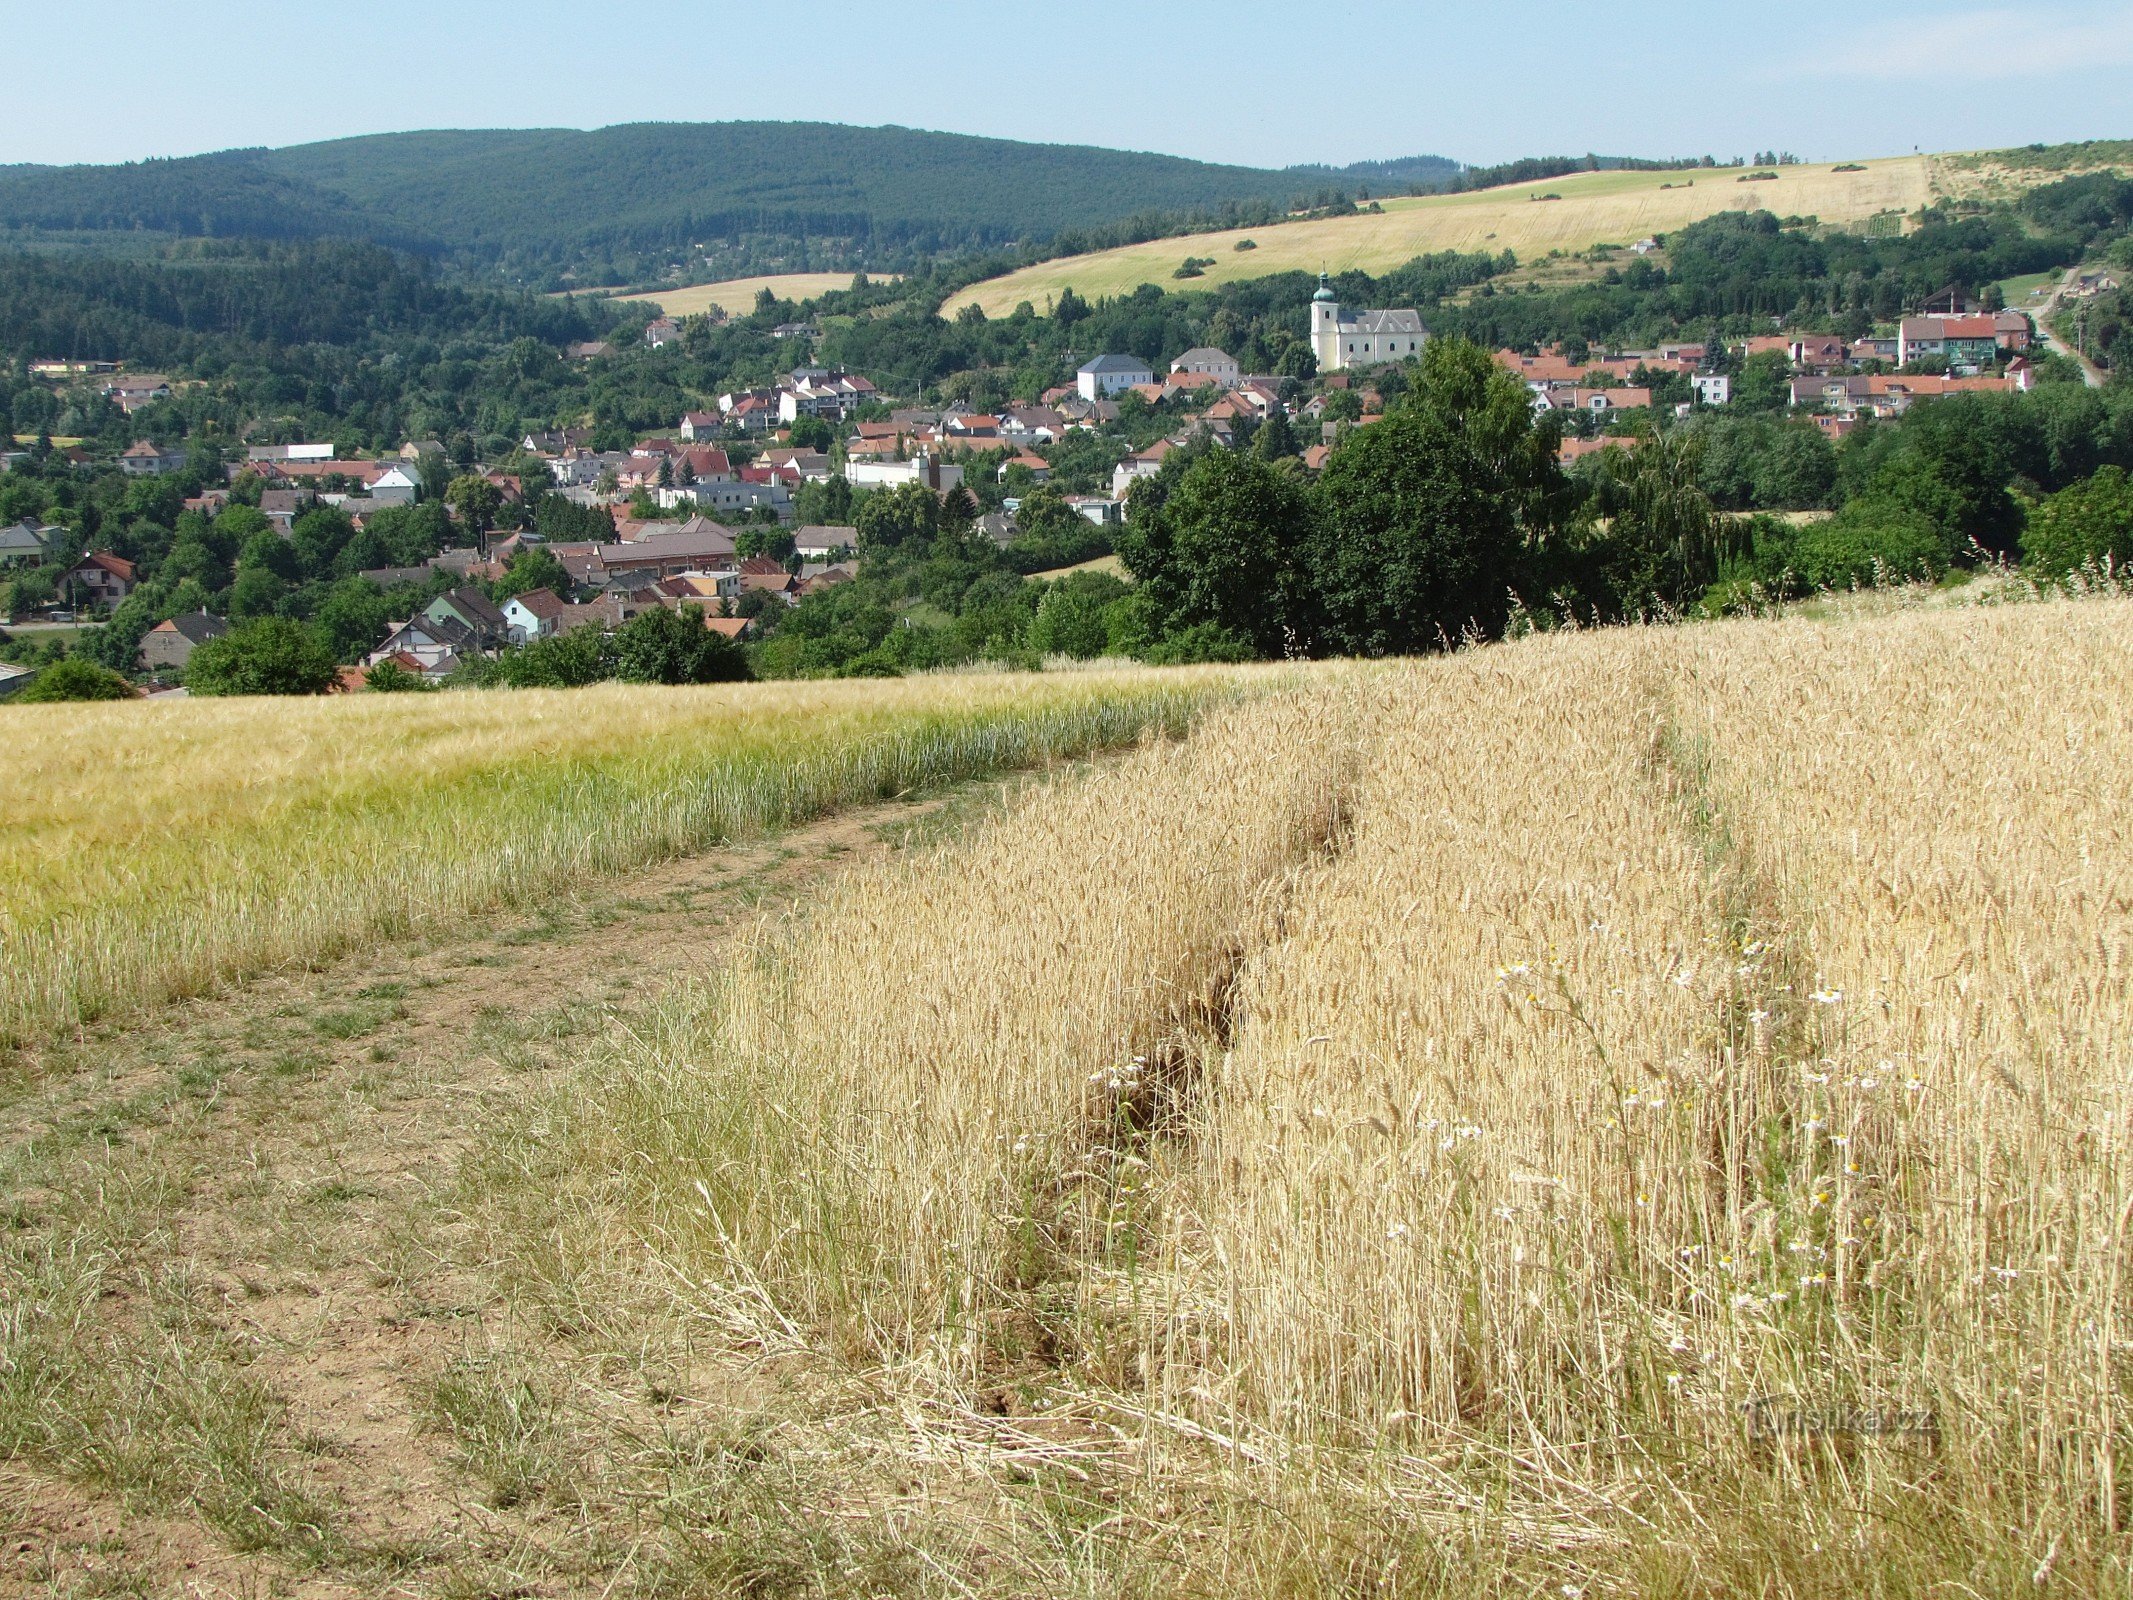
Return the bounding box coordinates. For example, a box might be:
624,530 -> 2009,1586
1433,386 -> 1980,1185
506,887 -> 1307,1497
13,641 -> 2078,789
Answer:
1309,277 -> 1429,371
1170,348 -> 1241,387
1077,354 -> 1155,401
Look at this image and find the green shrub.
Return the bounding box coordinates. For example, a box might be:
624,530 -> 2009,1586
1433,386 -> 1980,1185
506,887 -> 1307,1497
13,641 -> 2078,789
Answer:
14,658 -> 133,702
1792,502 -> 1952,589
2022,466 -> 2133,576
185,619 -> 339,697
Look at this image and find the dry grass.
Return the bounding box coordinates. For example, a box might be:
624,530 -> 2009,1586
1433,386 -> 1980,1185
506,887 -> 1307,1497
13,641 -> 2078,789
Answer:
943,151 -> 2088,318
566,598 -> 2133,1589
574,273 -> 899,318
0,670 -> 1257,1046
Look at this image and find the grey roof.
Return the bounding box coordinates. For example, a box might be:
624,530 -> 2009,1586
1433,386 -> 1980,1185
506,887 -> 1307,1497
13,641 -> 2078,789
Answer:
0,520 -> 53,551
434,587 -> 509,630
1079,354 -> 1153,375
1337,308 -> 1428,335
156,612 -> 228,643
1172,347 -> 1238,367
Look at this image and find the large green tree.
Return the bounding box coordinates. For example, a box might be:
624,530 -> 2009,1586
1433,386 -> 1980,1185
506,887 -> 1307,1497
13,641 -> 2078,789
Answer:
185,618 -> 340,696
611,605 -> 753,684
1117,450 -> 1310,655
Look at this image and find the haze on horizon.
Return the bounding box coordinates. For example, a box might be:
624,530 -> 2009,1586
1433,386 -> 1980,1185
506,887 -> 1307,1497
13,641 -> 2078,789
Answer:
4,0 -> 2126,173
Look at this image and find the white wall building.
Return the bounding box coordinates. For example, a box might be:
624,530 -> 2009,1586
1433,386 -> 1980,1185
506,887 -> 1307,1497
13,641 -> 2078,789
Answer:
1170,347 -> 1241,386
1077,354 -> 1154,401
844,455 -> 966,495
1309,276 -> 1428,371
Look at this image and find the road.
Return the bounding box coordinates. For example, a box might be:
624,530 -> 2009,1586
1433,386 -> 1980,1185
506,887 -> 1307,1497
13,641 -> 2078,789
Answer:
2034,265 -> 2111,389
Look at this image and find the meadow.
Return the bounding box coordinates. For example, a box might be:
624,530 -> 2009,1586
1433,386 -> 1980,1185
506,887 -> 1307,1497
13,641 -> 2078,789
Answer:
946,152 -> 2035,318
0,668 -> 1257,1046
552,596 -> 2133,1591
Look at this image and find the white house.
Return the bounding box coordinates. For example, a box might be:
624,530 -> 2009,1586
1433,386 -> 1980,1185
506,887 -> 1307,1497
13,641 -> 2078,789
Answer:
367,464 -> 422,505
845,455 -> 966,495
1692,374 -> 1733,406
502,588 -> 569,644
1077,354 -> 1154,401
794,526 -> 858,560
1064,495 -> 1123,527
1170,347 -> 1241,387
1309,277 -> 1428,372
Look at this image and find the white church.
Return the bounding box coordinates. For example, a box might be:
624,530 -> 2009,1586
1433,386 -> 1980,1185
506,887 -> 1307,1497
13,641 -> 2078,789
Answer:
1310,275 -> 1429,371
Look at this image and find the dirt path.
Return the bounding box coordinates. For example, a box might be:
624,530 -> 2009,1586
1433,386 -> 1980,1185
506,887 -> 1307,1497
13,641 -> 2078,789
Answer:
0,774 -> 1041,1599
2037,265 -> 2110,389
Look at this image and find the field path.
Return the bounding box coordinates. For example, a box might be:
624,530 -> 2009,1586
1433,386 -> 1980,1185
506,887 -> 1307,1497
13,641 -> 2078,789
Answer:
0,770 -> 1058,1599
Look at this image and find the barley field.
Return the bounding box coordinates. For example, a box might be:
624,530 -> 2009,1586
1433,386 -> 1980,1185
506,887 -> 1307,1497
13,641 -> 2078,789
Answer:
0,669 -> 1256,1045
944,150 -> 2080,318
568,597 -> 2133,1591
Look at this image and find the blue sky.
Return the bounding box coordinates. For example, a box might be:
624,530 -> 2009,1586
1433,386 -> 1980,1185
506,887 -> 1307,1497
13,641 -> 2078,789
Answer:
4,0 -> 2126,170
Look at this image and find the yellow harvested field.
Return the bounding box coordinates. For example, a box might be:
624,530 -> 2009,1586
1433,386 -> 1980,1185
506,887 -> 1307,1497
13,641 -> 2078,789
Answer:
577,272 -> 899,318
951,153 -> 1995,317
586,597 -> 2133,1583
0,669 -> 1252,1045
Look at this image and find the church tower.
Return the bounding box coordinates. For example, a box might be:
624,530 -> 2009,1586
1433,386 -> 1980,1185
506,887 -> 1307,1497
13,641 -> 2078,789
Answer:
1311,274 -> 1341,371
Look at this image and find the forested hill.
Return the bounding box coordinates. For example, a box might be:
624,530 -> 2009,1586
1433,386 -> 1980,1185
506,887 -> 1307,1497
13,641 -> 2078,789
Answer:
0,123 -> 1459,283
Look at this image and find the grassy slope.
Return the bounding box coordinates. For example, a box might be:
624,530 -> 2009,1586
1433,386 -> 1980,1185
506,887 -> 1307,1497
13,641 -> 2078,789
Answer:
946,151 -> 2061,317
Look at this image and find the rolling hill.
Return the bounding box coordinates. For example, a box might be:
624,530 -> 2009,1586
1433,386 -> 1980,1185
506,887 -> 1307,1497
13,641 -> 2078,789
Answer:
0,123 -> 1459,281
944,150 -> 2104,317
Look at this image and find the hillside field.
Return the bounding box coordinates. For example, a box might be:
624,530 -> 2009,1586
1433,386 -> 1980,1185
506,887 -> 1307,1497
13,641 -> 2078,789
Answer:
5,597 -> 2132,1594
583,272 -> 899,318
947,151 -> 2052,317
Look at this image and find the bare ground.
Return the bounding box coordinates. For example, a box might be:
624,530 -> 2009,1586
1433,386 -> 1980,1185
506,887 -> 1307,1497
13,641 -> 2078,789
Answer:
0,776 -> 1054,1600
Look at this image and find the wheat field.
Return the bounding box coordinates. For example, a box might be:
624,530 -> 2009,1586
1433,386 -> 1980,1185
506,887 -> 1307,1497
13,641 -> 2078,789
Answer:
0,669 -> 1258,1046
577,597 -> 2133,1589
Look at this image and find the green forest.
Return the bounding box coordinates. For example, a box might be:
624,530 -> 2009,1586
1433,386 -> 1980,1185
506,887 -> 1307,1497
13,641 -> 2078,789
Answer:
0,123 -> 1459,286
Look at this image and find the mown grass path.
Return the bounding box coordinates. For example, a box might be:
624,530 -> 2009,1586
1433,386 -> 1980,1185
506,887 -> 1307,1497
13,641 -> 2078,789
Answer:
0,769 -> 1069,1598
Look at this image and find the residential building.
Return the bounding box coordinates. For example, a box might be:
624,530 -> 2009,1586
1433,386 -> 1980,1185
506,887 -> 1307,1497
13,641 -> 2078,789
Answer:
844,455 -> 965,494
645,317 -> 682,348
0,520 -> 56,568
678,411 -> 722,441
1077,354 -> 1156,401
1692,373 -> 1733,406
102,375 -> 173,413
120,440 -> 188,477
1064,495 -> 1123,527
423,587 -> 510,651
367,464 -> 422,506
141,612 -> 229,672
794,526 -> 858,560
1170,347 -> 1241,387
501,588 -> 568,644
1310,276 -> 1428,371
1897,316 -> 2002,369
63,551 -> 136,606
1112,440 -> 1178,500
